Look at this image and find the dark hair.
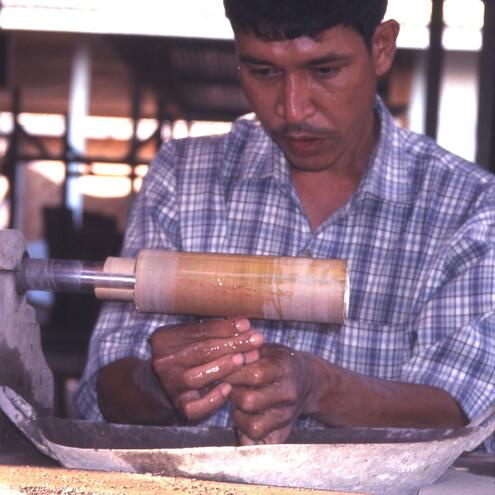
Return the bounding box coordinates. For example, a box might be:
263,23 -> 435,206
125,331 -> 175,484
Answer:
223,0 -> 388,48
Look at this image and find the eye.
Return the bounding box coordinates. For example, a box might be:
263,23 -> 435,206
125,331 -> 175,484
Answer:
246,65 -> 282,80
310,66 -> 341,79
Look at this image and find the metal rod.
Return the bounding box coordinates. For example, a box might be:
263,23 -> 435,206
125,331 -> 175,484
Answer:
15,258 -> 135,294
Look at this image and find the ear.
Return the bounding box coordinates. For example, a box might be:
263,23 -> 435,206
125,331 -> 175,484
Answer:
371,19 -> 400,77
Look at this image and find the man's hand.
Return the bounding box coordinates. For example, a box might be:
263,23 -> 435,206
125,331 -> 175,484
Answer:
97,317 -> 263,426
223,341 -> 469,447
225,344 -> 314,445
150,318 -> 263,423
98,320 -> 467,437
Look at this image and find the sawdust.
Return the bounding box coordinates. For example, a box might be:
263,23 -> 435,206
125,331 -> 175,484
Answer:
0,466 -> 358,495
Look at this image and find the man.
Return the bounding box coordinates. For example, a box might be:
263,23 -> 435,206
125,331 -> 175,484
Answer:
76,0 -> 495,448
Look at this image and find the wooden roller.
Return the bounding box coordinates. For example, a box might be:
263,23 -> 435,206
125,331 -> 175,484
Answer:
96,250 -> 348,324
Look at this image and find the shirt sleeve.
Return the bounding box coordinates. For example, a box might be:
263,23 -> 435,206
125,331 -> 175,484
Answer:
400,203 -> 495,451
75,142 -> 193,421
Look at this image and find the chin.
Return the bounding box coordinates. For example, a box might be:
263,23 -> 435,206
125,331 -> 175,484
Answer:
288,160 -> 333,173
285,152 -> 331,171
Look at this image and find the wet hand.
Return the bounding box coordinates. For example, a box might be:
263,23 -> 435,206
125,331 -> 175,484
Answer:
225,344 -> 314,445
149,318 -> 263,423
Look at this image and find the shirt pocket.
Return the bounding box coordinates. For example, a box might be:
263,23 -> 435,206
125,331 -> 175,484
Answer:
334,319 -> 414,380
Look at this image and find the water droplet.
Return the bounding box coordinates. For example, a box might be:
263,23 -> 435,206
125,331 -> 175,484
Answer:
206,365 -> 220,375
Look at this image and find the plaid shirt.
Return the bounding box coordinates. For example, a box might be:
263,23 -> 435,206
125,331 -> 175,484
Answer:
75,99 -> 495,449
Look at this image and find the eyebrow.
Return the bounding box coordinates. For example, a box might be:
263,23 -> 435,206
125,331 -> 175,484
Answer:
238,52 -> 351,66
238,54 -> 274,65
306,54 -> 351,65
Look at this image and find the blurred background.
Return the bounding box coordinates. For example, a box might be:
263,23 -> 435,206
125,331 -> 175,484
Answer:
0,0 -> 494,417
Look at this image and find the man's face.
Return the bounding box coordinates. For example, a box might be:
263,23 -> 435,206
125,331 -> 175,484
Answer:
236,24 -> 395,174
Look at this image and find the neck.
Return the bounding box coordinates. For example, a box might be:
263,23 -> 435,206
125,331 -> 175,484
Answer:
290,111 -> 380,231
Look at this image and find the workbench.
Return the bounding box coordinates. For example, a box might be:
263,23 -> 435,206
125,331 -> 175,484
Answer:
0,428 -> 493,495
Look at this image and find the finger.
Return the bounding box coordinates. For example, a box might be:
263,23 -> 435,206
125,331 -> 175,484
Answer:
233,407 -> 294,442
155,330 -> 264,370
258,424 -> 293,445
176,383 -> 232,422
236,429 -> 263,446
229,383 -> 297,413
151,318 -> 251,356
174,389 -> 201,406
224,357 -> 280,386
181,352 -> 246,389
236,424 -> 293,446
242,349 -> 260,365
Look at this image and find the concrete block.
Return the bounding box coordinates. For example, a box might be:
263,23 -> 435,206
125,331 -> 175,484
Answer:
0,229 -> 26,271
0,229 -> 53,419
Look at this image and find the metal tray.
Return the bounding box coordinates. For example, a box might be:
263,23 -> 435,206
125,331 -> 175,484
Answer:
1,386 -> 494,495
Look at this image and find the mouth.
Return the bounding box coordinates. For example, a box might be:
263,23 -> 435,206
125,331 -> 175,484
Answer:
281,135 -> 328,156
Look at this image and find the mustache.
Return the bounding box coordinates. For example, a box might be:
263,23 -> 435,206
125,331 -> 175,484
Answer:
272,123 -> 336,138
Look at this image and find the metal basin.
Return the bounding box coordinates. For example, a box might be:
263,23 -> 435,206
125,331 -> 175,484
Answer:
1,386 -> 494,495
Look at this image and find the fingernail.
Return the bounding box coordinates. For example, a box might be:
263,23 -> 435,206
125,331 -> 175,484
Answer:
220,382 -> 232,397
249,332 -> 264,345
243,350 -> 259,364
234,318 -> 250,332
232,353 -> 244,366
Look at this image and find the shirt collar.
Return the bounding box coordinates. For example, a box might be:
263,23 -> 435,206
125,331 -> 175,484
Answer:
227,114 -> 279,184
356,97 -> 415,204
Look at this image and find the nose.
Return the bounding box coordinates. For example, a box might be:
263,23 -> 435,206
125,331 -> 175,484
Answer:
276,72 -> 315,124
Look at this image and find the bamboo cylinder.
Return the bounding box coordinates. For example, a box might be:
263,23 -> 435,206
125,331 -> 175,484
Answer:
134,250 -> 348,324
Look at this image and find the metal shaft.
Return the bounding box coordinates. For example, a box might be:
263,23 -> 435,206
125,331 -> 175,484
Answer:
15,257 -> 135,294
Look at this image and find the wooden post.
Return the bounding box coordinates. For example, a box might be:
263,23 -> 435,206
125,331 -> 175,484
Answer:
425,0 -> 445,140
